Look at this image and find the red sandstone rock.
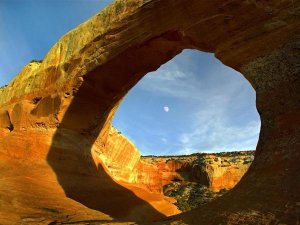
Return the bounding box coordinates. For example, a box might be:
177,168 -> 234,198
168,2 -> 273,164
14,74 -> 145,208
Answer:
0,0 -> 299,224
99,127 -> 254,194
140,152 -> 254,192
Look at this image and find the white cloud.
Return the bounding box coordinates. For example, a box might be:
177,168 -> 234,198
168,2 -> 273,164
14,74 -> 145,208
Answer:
136,53 -> 260,154
178,106 -> 261,153
178,147 -> 198,155
160,137 -> 168,145
141,54 -> 260,154
115,50 -> 260,155
137,64 -> 202,99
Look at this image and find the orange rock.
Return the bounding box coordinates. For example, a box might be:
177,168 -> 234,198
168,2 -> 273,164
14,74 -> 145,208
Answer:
140,152 -> 254,193
0,0 -> 299,224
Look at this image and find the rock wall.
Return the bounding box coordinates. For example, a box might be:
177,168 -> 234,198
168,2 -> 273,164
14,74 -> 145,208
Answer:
141,151 -> 254,192
101,126 -> 254,193
99,127 -> 141,183
0,0 -> 299,224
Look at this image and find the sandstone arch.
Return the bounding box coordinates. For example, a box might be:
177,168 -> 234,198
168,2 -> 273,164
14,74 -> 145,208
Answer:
0,0 -> 299,224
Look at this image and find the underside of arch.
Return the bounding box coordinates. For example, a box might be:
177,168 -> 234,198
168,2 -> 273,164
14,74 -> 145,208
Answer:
0,0 -> 299,224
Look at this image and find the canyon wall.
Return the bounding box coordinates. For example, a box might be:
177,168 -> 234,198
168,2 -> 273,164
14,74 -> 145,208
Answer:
0,0 -> 299,224
141,151 -> 254,192
101,126 -> 254,193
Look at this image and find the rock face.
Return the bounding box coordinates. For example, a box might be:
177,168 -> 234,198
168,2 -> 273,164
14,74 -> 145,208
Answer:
141,151 -> 254,192
98,127 -> 254,194
100,127 -> 141,183
0,0 -> 299,224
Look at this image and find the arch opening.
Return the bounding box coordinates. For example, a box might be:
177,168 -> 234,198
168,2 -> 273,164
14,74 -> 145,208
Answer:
44,31 -> 265,221
0,0 -> 299,224
110,49 -> 261,212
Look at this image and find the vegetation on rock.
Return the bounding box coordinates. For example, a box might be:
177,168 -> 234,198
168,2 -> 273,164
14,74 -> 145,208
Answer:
30,59 -> 43,63
164,181 -> 228,212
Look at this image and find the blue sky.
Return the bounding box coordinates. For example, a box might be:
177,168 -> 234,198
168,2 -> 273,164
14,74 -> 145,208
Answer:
0,0 -> 111,86
113,50 -> 261,155
0,0 -> 261,155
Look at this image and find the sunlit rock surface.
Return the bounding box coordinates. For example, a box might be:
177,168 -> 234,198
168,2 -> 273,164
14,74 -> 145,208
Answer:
0,0 -> 299,224
141,151 -> 254,192
102,128 -> 254,194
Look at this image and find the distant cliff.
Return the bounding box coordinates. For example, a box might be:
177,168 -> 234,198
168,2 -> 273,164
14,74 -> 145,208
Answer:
141,152 -> 254,211
141,151 -> 254,192
104,126 -> 254,194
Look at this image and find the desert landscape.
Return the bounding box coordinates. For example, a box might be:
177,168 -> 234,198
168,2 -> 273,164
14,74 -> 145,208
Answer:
0,0 -> 299,224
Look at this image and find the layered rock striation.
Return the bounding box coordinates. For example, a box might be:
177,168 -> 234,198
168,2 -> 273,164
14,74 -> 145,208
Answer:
141,151 -> 254,192
98,127 -> 254,194
0,0 -> 299,224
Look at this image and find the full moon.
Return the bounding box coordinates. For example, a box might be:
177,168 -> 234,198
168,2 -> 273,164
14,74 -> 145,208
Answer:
163,106 -> 170,112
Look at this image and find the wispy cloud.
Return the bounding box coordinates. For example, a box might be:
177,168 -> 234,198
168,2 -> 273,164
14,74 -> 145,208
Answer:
160,137 -> 167,143
178,119 -> 260,154
134,51 -> 260,154
174,74 -> 261,153
114,50 -> 260,155
137,64 -> 202,99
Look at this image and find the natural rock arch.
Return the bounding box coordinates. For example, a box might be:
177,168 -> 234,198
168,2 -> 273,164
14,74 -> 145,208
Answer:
0,0 -> 299,224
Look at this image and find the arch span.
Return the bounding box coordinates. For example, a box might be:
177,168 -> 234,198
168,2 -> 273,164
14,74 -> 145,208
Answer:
0,0 -> 299,224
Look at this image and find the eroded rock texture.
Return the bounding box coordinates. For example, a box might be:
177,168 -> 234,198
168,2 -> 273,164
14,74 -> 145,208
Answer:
141,151 -> 254,192
103,128 -> 254,194
0,0 -> 299,224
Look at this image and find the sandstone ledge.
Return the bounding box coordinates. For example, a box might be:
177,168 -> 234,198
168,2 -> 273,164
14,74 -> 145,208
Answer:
0,0 -> 299,224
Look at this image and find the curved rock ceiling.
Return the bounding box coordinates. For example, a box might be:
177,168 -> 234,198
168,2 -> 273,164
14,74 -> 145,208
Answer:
0,0 -> 299,224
